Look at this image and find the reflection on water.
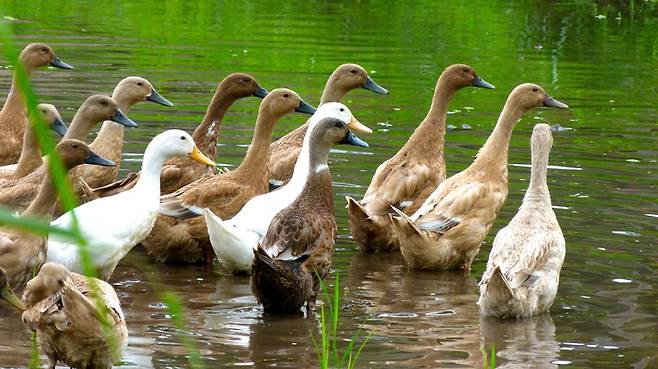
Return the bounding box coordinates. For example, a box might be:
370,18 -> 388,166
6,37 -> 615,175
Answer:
0,0 -> 657,368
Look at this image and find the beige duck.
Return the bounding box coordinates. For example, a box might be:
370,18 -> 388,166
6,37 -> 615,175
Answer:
143,89 -> 316,264
83,73 -> 268,200
69,76 -> 173,190
478,123 -> 566,318
21,262 -> 127,369
347,64 -> 494,253
390,83 -> 568,271
0,95 -> 135,211
251,117 -> 368,313
268,63 -> 385,188
0,139 -> 114,294
0,43 -> 72,165
0,103 -> 67,185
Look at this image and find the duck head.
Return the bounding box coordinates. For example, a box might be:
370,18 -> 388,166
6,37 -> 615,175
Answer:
35,103 -> 67,137
20,43 -> 73,70
147,129 -> 215,166
0,267 -> 25,311
531,123 -> 554,154
57,139 -> 116,169
441,64 -> 495,90
259,88 -> 316,117
309,102 -> 372,135
114,76 -> 174,108
508,83 -> 569,111
330,64 -> 389,96
311,116 -> 369,149
220,73 -> 269,99
79,95 -> 138,128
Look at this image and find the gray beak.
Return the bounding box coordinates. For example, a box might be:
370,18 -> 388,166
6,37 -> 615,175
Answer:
50,57 -> 74,70
471,75 -> 495,89
51,117 -> 68,137
146,89 -> 174,107
111,110 -> 138,127
84,151 -> 116,167
339,130 -> 369,147
543,95 -> 569,109
253,85 -> 269,99
295,99 -> 317,115
363,76 -> 389,95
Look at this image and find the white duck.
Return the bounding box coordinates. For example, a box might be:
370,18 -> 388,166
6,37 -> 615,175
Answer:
204,102 -> 362,273
478,123 -> 566,319
46,130 -> 215,279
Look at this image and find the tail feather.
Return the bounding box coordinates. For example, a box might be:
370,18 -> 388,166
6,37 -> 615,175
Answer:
253,248 -> 299,279
487,266 -> 514,299
93,171 -> 140,198
389,205 -> 423,236
347,196 -> 400,252
205,208 -> 258,273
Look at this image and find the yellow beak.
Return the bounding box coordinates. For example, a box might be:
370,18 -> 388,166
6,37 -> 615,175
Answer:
1,284 -> 26,311
348,115 -> 372,134
190,146 -> 216,167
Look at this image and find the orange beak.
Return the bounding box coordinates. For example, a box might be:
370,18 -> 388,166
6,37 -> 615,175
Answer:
190,146 -> 216,167
347,115 -> 372,134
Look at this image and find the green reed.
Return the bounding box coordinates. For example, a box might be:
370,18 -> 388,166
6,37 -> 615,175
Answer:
0,21 -> 203,369
313,272 -> 370,369
481,344 -> 496,369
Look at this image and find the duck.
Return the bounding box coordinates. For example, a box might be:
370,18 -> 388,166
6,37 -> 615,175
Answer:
0,43 -> 73,165
143,89 -> 316,264
82,73 -> 268,200
251,117 -> 369,313
205,102 -> 362,273
69,76 -> 173,191
268,63 -> 385,188
478,123 -> 566,319
390,83 -> 568,271
0,139 -> 114,294
0,103 -> 67,185
346,64 -> 495,253
21,262 -> 127,369
0,95 -> 136,211
46,130 -> 215,280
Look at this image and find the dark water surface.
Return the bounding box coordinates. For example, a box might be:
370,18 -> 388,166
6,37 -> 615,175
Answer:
0,1 -> 656,368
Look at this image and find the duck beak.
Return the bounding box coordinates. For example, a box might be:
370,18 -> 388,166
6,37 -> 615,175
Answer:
50,56 -> 74,70
84,151 -> 116,167
190,146 -> 216,167
146,89 -> 174,107
340,130 -> 369,147
253,85 -> 269,99
347,115 -> 372,134
471,75 -> 495,89
111,110 -> 138,127
363,76 -> 389,95
1,284 -> 26,311
51,116 -> 68,137
295,99 -> 317,115
543,95 -> 569,109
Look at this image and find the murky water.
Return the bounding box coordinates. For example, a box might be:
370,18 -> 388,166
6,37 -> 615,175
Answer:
1,1 -> 657,368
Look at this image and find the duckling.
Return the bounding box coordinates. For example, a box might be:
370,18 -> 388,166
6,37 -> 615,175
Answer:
21,262 -> 127,369
0,43 -> 72,165
478,123 -> 565,318
0,140 -> 114,294
251,117 -> 368,313
268,63 -> 385,188
391,84 -> 568,271
46,130 -> 215,279
347,64 -> 494,253
0,103 -> 67,184
205,103 -> 362,273
142,89 -> 315,264
0,95 -> 135,211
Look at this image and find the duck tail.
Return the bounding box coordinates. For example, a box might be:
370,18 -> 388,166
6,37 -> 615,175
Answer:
488,266 -> 514,300
346,196 -> 400,253
77,178 -> 99,205
389,205 -> 423,236
92,171 -> 140,198
204,208 -> 258,273
253,248 -> 302,280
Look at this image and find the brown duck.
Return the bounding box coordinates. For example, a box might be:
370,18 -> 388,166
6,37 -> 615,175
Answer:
143,88 -> 316,264
0,43 -> 72,165
251,116 -> 368,313
268,63 -> 386,188
346,64 -> 495,253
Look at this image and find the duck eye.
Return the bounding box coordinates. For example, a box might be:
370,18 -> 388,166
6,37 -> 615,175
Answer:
101,100 -> 108,106
462,68 -> 469,73
350,70 -> 357,74
532,87 -> 538,92
42,110 -> 46,114
339,108 -> 345,112
41,47 -> 48,53
58,280 -> 64,286
283,93 -> 290,98
242,79 -> 249,83
72,144 -> 78,149
180,136 -> 186,140
334,121 -> 343,128
137,82 -> 143,86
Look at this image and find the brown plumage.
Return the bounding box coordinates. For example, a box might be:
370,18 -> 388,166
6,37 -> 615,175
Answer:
0,43 -> 72,165
268,63 -> 386,187
0,139 -> 113,294
390,83 -> 568,271
142,88 -> 315,264
0,95 -> 131,211
21,263 -> 127,369
251,117 -> 367,313
346,64 -> 494,253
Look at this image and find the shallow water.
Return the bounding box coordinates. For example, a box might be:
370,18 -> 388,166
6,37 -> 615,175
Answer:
0,0 -> 657,368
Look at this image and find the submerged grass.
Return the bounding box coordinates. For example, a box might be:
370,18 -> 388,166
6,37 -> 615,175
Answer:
0,21 -> 204,369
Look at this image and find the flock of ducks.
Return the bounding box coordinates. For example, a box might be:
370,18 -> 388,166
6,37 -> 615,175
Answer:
0,43 -> 569,368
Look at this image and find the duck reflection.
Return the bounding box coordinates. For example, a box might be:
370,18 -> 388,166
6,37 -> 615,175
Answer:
345,252 -> 482,368
480,313 -> 560,369
249,313 -> 317,369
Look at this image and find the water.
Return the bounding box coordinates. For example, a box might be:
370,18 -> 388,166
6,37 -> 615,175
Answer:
0,0 -> 657,368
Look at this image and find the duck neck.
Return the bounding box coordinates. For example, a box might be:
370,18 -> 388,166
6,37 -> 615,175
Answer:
14,124 -> 41,177
192,87 -> 235,160
0,71 -> 32,133
320,76 -> 349,104
134,144 -> 168,192
471,100 -> 525,175
234,108 -> 278,177
407,77 -> 456,156
63,108 -> 96,141
23,169 -> 58,218
524,141 -> 551,204
302,143 -> 334,210
91,93 -> 134,160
